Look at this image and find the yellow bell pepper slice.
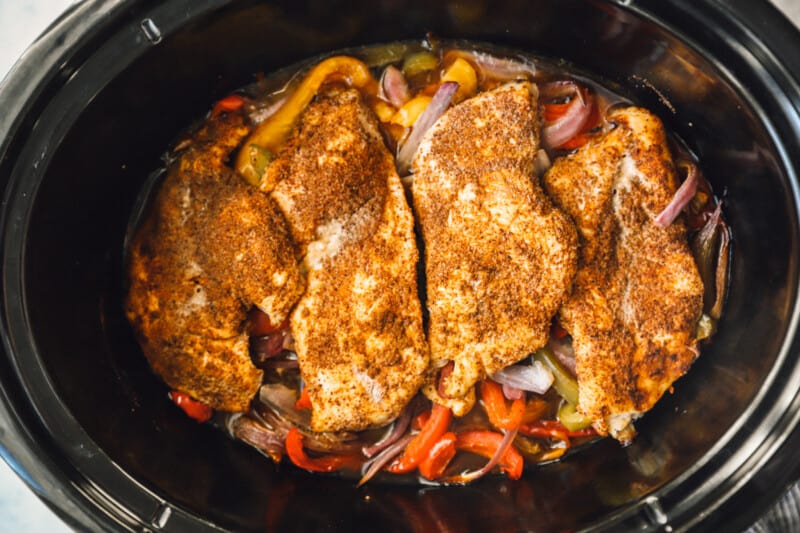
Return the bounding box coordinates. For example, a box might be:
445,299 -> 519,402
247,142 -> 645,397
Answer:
441,58 -> 477,103
235,56 -> 375,187
390,95 -> 433,128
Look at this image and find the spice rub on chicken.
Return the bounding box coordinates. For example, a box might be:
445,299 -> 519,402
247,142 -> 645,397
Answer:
126,112 -> 303,412
543,107 -> 704,443
264,88 -> 429,433
412,82 -> 579,415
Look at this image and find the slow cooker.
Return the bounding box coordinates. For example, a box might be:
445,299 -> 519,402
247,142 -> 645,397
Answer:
1,0 -> 800,530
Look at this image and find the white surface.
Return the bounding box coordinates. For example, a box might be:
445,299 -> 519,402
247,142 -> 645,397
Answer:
0,1 -> 798,532
0,3 -> 77,531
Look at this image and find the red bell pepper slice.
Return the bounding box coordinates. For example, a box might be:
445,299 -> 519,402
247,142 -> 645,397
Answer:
212,94 -> 245,115
285,428 -> 356,473
418,432 -> 457,480
455,430 -> 524,480
295,388 -> 312,410
480,380 -> 525,430
168,391 -> 213,423
388,404 -> 451,474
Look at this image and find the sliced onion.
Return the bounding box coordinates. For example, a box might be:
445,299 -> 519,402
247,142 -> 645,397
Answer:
445,427 -> 519,484
654,161 -> 700,228
541,81 -> 592,150
363,406 -> 413,458
491,361 -> 554,395
230,414 -> 285,462
691,203 -> 723,313
396,81 -> 459,175
448,50 -> 536,81
253,402 -> 361,454
358,434 -> 414,486
259,383 -> 311,428
380,65 -> 411,108
502,384 -> 524,401
711,219 -> 731,320
548,337 -> 577,377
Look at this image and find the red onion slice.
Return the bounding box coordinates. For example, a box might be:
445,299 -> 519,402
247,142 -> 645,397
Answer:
502,384 -> 525,401
380,65 -> 411,108
358,434 -> 414,486
541,81 -> 593,150
445,427 -> 519,484
449,50 -> 536,81
396,81 -> 459,175
230,415 -> 285,461
491,361 -> 554,395
654,161 -> 700,228
711,219 -> 730,320
363,406 -> 413,458
548,337 -> 577,377
252,402 -> 361,455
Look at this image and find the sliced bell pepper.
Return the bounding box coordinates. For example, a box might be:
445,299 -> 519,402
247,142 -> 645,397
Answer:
388,404 -> 451,473
285,427 -> 356,473
235,55 -> 376,186
295,388 -> 312,410
480,380 -> 525,430
520,419 -> 596,441
455,430 -> 524,480
534,348 -> 579,405
412,409 -> 431,431
168,390 -> 213,423
212,94 -> 245,115
556,401 -> 593,432
418,432 -> 457,480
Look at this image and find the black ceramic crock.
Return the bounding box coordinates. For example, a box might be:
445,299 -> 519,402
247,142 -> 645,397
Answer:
1,0 -> 800,531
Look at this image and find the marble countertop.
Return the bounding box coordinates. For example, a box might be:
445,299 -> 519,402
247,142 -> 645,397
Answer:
0,0 -> 798,531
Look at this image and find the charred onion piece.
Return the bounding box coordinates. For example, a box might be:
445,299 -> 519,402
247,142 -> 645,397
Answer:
654,161 -> 700,228
396,81 -> 459,175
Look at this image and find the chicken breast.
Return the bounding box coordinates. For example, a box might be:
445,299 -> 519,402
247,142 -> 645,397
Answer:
412,82 -> 578,415
543,107 -> 704,443
126,112 -> 303,412
264,88 -> 429,432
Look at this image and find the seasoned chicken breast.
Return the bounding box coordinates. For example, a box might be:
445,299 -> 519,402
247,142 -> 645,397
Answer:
412,82 -> 578,415
126,112 -> 303,412
543,107 -> 704,443
264,88 -> 429,432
